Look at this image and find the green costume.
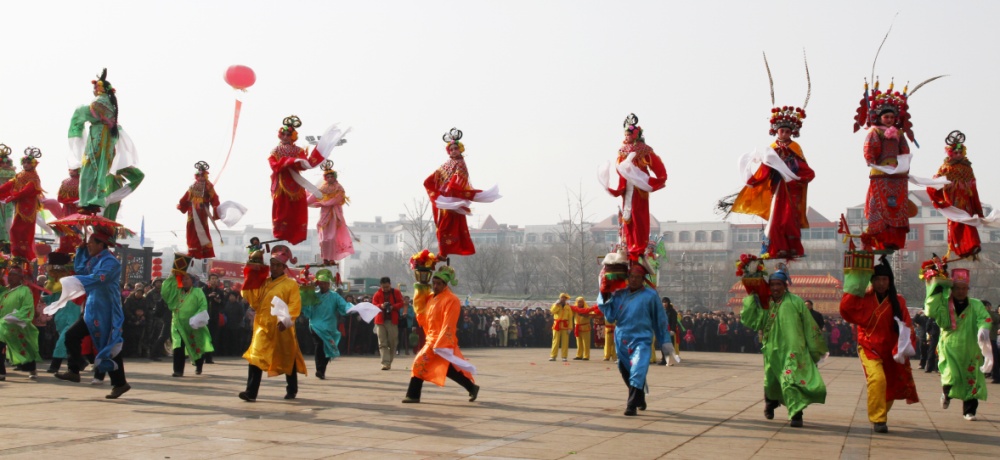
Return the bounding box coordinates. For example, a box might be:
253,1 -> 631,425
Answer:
161,279 -> 214,361
0,285 -> 41,365
43,282 -> 81,359
103,166 -> 145,221
924,279 -> 990,402
69,93 -> 119,210
0,156 -> 14,242
741,292 -> 827,418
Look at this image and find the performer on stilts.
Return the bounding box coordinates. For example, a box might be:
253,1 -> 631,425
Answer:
0,148 -> 45,261
729,53 -> 814,259
424,128 -> 500,258
178,161 -> 221,259
0,144 -> 15,245
600,114 -> 667,261
56,168 -> 83,253
307,161 -> 355,265
927,131 -> 994,259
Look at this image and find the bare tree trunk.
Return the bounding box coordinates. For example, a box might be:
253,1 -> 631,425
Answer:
403,197 -> 435,254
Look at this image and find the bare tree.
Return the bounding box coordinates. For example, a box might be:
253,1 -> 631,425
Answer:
509,246 -> 547,296
356,251 -> 411,287
402,197 -> 436,254
551,186 -> 601,296
453,242 -> 510,294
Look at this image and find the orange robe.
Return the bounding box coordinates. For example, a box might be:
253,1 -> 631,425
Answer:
0,171 -> 43,260
411,286 -> 474,387
732,141 -> 814,258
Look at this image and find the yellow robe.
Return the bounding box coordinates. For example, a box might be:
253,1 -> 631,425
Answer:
242,274 -> 307,377
550,302 -> 574,358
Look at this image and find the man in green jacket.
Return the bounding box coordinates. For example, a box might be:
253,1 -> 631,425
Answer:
161,272 -> 214,377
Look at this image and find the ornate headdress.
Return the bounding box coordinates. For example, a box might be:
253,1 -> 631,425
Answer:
0,144 -> 13,169
442,127 -> 465,154
91,68 -> 115,94
945,130 -> 966,157
279,115 -> 302,141
194,160 -> 210,177
320,160 -> 337,178
851,26 -> 945,146
623,113 -> 643,141
764,51 -> 810,138
22,146 -> 41,165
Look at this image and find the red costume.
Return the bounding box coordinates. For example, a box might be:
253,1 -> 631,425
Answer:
425,128 -> 499,258
927,132 -> 983,258
178,163 -> 221,259
840,291 -> 918,403
56,169 -> 82,253
606,114 -> 667,260
269,116 -> 325,245
0,149 -> 44,261
863,125 -> 910,251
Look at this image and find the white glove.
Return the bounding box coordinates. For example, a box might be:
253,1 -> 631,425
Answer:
978,328 -> 993,374
893,318 -> 916,364
3,314 -> 26,328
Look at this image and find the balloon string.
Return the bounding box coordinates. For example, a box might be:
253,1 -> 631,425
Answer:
213,97 -> 243,185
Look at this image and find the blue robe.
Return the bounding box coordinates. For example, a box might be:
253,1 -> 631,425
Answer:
303,290 -> 350,359
598,286 -> 669,389
74,247 -> 124,371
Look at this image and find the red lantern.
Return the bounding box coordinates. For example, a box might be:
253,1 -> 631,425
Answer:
152,258 -> 162,264
224,65 -> 256,90
151,270 -> 162,278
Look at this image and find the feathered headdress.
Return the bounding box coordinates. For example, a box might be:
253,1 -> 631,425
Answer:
764,51 -> 810,138
851,23 -> 946,147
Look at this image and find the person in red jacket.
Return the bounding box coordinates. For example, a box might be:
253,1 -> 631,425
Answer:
372,277 -> 404,370
840,258 -> 919,433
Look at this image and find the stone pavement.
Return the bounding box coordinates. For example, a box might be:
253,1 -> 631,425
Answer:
0,349 -> 996,459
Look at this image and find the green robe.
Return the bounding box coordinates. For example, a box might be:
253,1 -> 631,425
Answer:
0,165 -> 14,241
68,94 -> 117,209
103,166 -> 145,221
924,279 -> 990,401
0,285 -> 41,365
161,280 -> 214,361
741,292 -> 827,418
302,289 -> 351,359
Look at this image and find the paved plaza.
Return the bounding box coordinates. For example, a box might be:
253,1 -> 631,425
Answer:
0,349 -> 996,459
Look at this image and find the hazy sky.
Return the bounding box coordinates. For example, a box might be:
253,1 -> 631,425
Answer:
2,1 -> 997,250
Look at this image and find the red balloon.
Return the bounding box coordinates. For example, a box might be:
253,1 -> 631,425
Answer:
224,65 -> 256,90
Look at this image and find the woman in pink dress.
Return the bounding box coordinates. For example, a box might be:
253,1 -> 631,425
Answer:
307,161 -> 354,264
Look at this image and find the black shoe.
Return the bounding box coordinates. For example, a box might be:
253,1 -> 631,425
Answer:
238,392 -> 256,402
402,397 -> 420,403
469,384 -> 480,402
624,406 -> 637,416
284,393 -> 296,400
638,402 -> 647,411
873,423 -> 888,433
45,368 -> 58,374
171,373 -> 183,378
657,360 -> 667,366
106,384 -> 131,399
790,412 -> 803,428
573,357 -> 582,360
196,369 -> 202,375
764,405 -> 776,420
55,372 -> 81,383
316,372 -> 325,380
